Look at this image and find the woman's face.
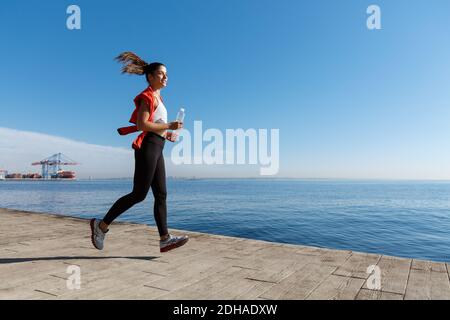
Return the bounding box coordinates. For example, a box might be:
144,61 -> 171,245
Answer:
148,66 -> 168,90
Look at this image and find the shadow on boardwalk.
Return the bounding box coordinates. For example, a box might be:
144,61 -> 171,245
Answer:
0,256 -> 159,264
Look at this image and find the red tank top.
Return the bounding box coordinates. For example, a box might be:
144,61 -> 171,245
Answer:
117,86 -> 164,150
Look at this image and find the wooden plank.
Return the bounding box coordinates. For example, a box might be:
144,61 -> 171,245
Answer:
0,275 -> 64,299
411,259 -> 447,273
404,268 -> 450,300
305,249 -> 353,268
243,260 -> 306,284
220,278 -> 276,300
259,263 -> 337,300
333,252 -> 381,279
212,259 -> 306,300
141,258 -> 236,293
307,275 -> 365,300
158,267 -> 252,300
0,261 -> 71,289
64,272 -> 167,299
356,288 -> 403,300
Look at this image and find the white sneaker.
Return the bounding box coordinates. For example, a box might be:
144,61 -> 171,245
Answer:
160,234 -> 189,253
90,218 -> 107,250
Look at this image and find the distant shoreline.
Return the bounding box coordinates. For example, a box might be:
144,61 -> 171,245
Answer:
0,178 -> 76,181
2,177 -> 450,183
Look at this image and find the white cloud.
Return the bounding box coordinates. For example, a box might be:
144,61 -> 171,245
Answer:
0,127 -> 133,179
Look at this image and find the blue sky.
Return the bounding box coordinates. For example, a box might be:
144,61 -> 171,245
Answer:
1,0 -> 450,179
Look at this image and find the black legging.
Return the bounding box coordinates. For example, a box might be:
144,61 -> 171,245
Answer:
102,132 -> 168,236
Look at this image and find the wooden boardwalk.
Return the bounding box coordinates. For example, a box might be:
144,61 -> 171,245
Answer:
1,208 -> 450,300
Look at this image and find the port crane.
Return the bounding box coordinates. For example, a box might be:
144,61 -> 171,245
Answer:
32,153 -> 79,180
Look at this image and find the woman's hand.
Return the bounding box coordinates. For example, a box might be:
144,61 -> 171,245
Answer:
168,121 -> 183,130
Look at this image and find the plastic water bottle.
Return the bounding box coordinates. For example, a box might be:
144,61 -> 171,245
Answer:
176,107 -> 185,124
174,108 -> 185,141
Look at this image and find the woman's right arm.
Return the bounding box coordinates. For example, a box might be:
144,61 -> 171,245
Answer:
136,100 -> 183,132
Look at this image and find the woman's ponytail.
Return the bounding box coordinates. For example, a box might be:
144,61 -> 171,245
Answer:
115,52 -> 165,84
115,52 -> 148,75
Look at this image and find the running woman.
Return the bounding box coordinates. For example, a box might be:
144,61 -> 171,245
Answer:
90,52 -> 189,253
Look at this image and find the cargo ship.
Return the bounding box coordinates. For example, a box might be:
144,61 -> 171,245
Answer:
2,171 -> 76,180
51,170 -> 76,180
4,173 -> 43,180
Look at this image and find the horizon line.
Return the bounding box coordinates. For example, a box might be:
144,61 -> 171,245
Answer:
72,177 -> 450,182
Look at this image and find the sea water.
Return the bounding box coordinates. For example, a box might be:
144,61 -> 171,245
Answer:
1,178 -> 449,262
